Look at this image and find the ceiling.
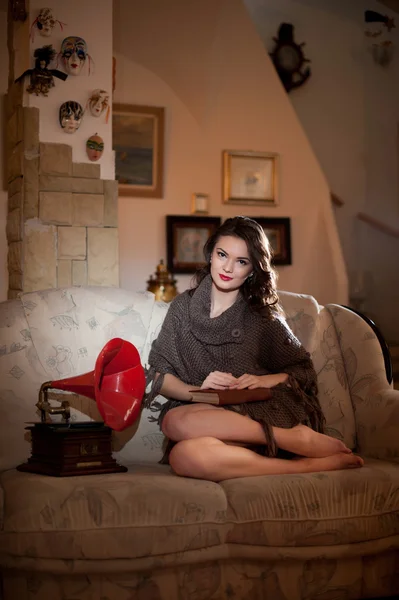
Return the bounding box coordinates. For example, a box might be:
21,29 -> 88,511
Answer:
0,1 -> 395,17
378,0 -> 399,14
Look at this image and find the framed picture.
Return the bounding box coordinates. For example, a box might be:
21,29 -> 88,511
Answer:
252,217 -> 292,265
223,150 -> 278,205
113,103 -> 165,198
191,192 -> 209,214
167,215 -> 221,274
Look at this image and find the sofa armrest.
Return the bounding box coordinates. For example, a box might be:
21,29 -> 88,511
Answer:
355,387 -> 399,462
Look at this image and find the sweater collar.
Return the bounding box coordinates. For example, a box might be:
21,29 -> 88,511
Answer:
189,274 -> 246,345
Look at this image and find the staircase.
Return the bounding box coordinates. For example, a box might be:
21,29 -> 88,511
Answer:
388,341 -> 399,390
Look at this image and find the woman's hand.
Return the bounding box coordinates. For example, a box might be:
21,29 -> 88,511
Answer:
201,371 -> 238,390
230,373 -> 289,390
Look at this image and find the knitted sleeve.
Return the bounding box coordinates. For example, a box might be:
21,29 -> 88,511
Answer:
144,294 -> 188,408
147,294 -> 187,377
262,315 -> 317,392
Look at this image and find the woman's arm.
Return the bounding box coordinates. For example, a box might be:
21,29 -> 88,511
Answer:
157,372 -> 200,401
158,371 -> 241,400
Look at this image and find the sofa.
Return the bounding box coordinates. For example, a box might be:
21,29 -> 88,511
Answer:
0,285 -> 398,600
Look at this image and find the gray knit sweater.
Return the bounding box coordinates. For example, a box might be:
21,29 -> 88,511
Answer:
146,275 -> 325,456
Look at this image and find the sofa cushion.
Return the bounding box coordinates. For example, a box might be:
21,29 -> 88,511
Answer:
1,459 -> 398,563
0,465 -> 229,561
222,458 -> 399,548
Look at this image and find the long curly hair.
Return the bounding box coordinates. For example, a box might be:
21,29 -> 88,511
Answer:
191,216 -> 280,314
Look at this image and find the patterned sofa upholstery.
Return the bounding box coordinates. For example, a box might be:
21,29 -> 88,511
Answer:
0,286 -> 398,600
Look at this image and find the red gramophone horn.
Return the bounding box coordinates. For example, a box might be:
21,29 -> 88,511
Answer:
47,338 -> 146,431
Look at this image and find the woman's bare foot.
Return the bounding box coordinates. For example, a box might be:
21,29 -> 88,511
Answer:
300,452 -> 364,473
274,424 -> 351,458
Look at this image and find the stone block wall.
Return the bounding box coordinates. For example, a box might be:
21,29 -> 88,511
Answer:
6,105 -> 119,299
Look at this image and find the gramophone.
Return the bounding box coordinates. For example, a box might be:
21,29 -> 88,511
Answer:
17,338 -> 146,477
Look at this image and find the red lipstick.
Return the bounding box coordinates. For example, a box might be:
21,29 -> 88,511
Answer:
219,274 -> 232,281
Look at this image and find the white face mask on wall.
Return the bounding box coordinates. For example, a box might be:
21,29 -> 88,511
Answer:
31,8 -> 66,42
88,89 -> 110,121
59,101 -> 84,133
60,36 -> 89,76
86,134 -> 104,161
37,8 -> 56,36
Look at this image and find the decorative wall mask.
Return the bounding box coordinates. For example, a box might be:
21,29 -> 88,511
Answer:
59,101 -> 84,134
31,7 -> 66,41
88,89 -> 110,122
269,23 -> 311,93
86,134 -> 104,161
14,45 -> 67,96
60,36 -> 92,75
364,10 -> 395,66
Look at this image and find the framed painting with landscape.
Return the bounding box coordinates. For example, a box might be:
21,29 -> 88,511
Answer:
113,104 -> 165,198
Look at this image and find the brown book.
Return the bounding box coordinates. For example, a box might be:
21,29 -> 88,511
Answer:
188,388 -> 271,405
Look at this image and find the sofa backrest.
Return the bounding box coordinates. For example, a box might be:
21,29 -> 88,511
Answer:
279,291 -> 356,449
0,286 -> 159,470
0,286 -> 388,471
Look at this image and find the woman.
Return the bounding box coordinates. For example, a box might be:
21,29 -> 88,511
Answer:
146,217 -> 363,481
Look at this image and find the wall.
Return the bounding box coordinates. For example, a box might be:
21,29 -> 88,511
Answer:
2,0 -> 398,333
0,6 -> 8,301
244,0 -> 399,337
113,0 -> 347,306
2,0 -> 117,299
27,0 -> 114,181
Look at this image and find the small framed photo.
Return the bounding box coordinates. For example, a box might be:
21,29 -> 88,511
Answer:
252,217 -> 292,265
167,215 -> 221,274
113,103 -> 165,198
191,192 -> 209,214
223,150 -> 278,206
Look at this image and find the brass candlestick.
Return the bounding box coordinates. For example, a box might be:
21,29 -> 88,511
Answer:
147,259 -> 178,302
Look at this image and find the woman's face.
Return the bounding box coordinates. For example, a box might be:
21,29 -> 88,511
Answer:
210,235 -> 253,292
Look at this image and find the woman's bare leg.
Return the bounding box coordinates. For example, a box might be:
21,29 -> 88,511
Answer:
162,404 -> 351,458
169,436 -> 364,482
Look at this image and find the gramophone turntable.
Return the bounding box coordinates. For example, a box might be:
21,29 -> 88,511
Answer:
17,338 -> 146,477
